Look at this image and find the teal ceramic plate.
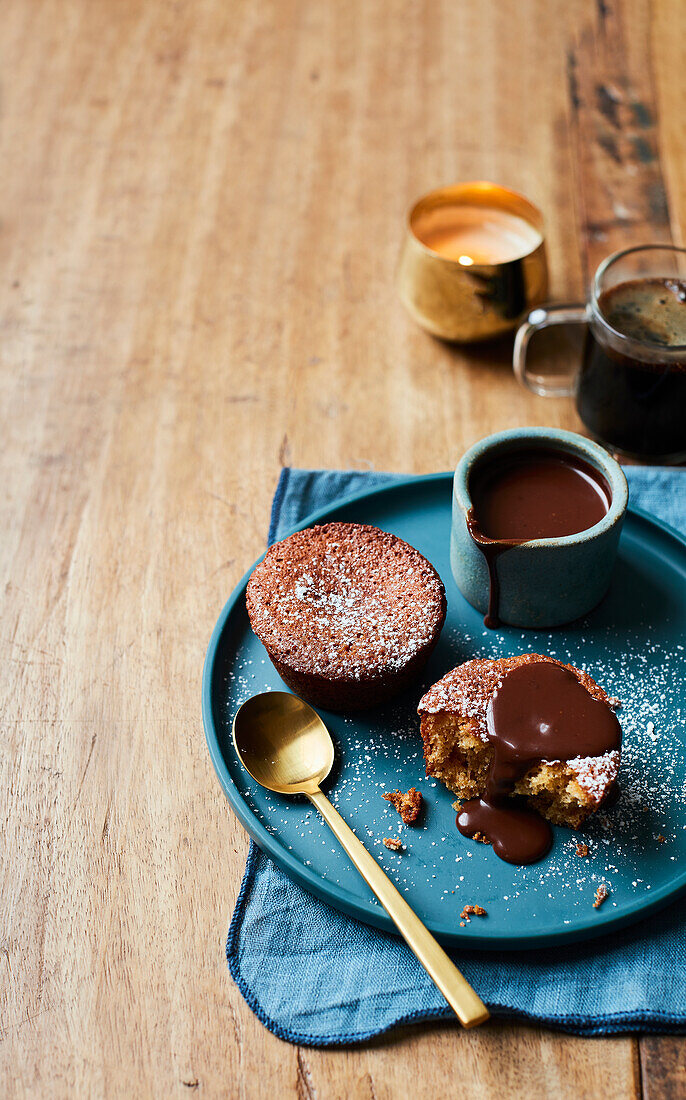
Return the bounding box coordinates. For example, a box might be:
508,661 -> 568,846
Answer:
202,474 -> 686,948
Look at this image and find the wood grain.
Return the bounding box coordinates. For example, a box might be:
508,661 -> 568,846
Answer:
566,0 -> 674,278
641,1037 -> 686,1100
0,0 -> 683,1096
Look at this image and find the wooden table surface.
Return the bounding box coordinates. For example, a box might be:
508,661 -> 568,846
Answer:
2,1 -> 684,1096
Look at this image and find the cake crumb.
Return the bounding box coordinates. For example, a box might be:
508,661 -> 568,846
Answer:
383,787 -> 422,824
593,883 -> 610,909
473,831 -> 491,845
575,842 -> 589,857
657,835 -> 666,844
460,904 -> 487,922
383,837 -> 403,851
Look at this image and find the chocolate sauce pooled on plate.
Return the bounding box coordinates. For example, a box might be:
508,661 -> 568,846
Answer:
467,448 -> 611,627
457,661 -> 622,864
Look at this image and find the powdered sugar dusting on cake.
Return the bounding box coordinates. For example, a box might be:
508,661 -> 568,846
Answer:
418,658 -> 504,738
565,750 -> 620,802
419,653 -> 612,729
246,522 -> 446,680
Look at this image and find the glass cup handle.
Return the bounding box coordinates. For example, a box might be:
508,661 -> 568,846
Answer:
513,303 -> 590,397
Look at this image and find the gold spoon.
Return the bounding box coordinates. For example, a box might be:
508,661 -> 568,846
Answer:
232,691 -> 490,1029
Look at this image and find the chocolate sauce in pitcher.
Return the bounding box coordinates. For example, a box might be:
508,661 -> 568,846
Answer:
467,448 -> 610,627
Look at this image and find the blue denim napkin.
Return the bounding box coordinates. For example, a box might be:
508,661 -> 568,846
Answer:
227,466 -> 686,1044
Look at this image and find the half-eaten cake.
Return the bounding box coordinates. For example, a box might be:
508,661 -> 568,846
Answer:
418,654 -> 621,829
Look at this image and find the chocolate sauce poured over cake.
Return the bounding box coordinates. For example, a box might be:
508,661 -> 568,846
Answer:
456,662 -> 622,864
466,448 -> 611,627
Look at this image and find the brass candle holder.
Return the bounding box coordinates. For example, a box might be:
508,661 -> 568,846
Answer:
397,181 -> 549,343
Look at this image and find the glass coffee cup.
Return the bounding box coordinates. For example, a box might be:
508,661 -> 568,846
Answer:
513,245 -> 686,463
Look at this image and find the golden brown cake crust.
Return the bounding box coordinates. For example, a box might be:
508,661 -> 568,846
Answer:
246,522 -> 446,710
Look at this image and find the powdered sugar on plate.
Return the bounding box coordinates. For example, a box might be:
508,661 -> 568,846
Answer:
208,492 -> 686,945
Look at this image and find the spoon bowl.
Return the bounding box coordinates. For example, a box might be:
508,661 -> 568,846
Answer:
233,691 -> 334,795
231,689 -> 489,1029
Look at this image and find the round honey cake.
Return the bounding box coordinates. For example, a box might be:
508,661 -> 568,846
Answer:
246,522 -> 447,710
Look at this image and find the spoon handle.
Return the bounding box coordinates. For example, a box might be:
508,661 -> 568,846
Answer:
307,788 -> 489,1029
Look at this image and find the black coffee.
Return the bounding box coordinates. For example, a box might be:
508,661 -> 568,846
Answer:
576,277 -> 686,459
